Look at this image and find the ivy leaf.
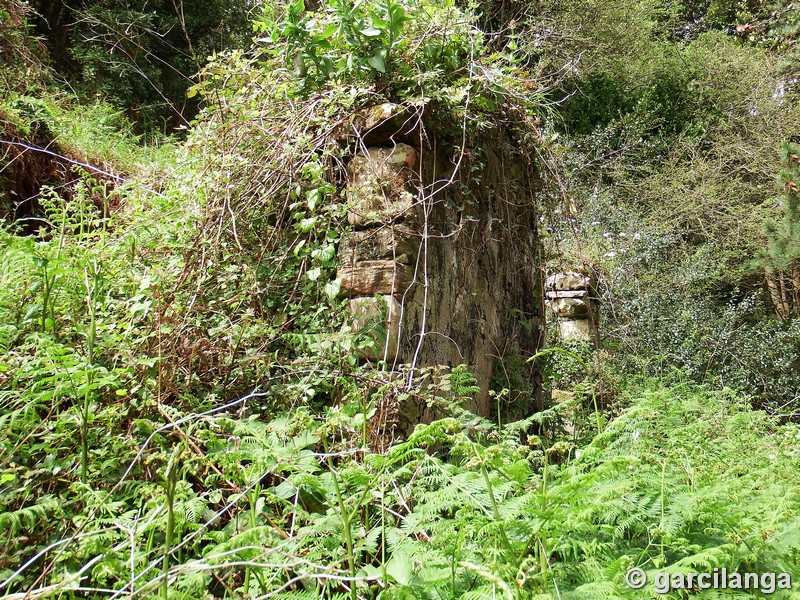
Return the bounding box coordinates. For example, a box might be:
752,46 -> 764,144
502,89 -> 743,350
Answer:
311,243 -> 335,263
324,279 -> 341,299
307,267 -> 321,281
306,188 -> 321,211
299,216 -> 317,232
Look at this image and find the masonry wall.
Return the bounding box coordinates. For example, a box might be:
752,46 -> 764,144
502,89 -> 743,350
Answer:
337,107 -> 544,427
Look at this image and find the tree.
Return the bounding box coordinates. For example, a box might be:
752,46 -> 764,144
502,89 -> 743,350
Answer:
30,0 -> 254,131
763,143 -> 800,319
761,0 -> 800,78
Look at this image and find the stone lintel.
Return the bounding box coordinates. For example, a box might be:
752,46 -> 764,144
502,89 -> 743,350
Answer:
336,103 -> 424,145
545,290 -> 588,300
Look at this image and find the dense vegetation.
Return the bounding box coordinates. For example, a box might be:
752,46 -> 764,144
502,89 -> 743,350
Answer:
2,0 -> 800,598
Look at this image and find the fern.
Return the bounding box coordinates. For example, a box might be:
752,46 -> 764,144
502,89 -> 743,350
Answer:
0,495 -> 60,536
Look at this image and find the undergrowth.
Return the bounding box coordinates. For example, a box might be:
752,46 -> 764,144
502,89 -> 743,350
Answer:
4,315 -> 800,599
2,0 -> 800,598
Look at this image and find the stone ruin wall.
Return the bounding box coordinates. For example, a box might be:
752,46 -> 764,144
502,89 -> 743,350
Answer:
335,106 -> 544,427
544,271 -> 598,342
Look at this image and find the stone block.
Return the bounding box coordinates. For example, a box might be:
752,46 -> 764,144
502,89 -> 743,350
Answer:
550,296 -> 590,318
545,271 -> 592,291
348,295 -> 402,362
551,389 -> 577,435
335,103 -> 422,145
558,318 -> 592,341
338,225 -> 419,265
361,103 -> 403,130
347,144 -> 419,227
337,260 -> 414,297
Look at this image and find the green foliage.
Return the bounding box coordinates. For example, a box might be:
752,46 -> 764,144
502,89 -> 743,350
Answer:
537,0 -> 800,414
29,0 -> 253,131
549,384 -> 800,596
4,0 -> 800,598
259,0 -> 410,90
0,179 -> 159,576
665,0 -> 760,34
245,0 -> 548,124
6,319 -> 800,599
558,30 -> 779,156
760,142 -> 800,319
759,0 -> 800,77
767,143 -> 800,264
602,284 -> 800,412
538,341 -> 594,391
0,0 -> 46,94
51,101 -> 150,171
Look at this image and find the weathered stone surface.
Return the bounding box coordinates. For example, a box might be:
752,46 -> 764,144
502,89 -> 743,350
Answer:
545,289 -> 588,299
347,144 -> 419,227
348,295 -> 402,362
545,270 -> 597,340
338,260 -> 414,297
551,296 -> 590,318
335,103 -> 423,145
336,115 -> 544,430
386,140 -> 543,421
550,389 -> 577,435
362,103 -> 402,130
545,271 -> 592,291
338,225 -> 419,265
558,318 -> 592,340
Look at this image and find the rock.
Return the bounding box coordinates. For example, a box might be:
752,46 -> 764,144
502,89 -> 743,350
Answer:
558,318 -> 592,341
336,124 -> 545,426
337,260 -> 414,297
545,271 -> 597,339
347,145 -> 419,227
338,224 -> 419,265
550,296 -> 590,318
551,389 -> 577,435
336,103 -> 424,145
545,271 -> 592,291
348,295 -> 402,362
362,103 -> 402,129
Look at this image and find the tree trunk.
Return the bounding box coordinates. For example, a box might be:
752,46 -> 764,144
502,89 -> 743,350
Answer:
765,266 -> 790,320
31,0 -> 84,71
792,260 -> 800,317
